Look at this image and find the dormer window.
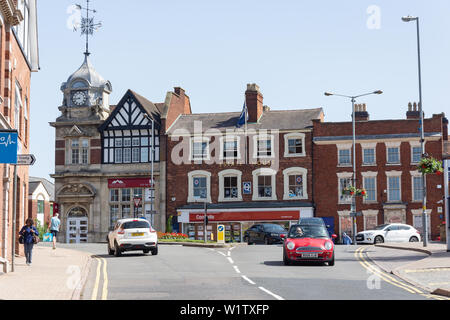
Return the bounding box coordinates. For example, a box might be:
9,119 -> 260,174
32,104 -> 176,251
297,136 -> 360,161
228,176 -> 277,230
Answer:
71,80 -> 88,89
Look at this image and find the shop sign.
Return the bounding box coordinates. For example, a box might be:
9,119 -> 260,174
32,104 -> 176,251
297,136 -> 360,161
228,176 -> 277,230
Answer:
189,210 -> 300,222
108,178 -> 154,189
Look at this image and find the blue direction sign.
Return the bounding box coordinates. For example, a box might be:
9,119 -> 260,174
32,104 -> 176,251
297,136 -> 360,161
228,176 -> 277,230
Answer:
0,131 -> 18,164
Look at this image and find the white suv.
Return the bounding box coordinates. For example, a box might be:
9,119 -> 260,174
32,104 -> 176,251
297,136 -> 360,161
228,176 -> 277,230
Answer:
356,223 -> 421,244
108,218 -> 158,257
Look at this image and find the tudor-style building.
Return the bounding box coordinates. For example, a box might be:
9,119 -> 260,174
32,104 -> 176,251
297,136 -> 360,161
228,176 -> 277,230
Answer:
50,54 -> 165,243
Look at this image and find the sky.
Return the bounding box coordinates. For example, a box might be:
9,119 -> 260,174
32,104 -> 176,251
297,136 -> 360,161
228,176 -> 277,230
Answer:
29,0 -> 450,180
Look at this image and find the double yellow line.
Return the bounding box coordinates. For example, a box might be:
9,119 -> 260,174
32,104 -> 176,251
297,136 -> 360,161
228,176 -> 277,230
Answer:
91,256 -> 108,300
355,246 -> 449,300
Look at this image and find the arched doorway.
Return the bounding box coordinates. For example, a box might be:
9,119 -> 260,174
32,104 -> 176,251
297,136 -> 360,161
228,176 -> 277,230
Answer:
67,206 -> 89,243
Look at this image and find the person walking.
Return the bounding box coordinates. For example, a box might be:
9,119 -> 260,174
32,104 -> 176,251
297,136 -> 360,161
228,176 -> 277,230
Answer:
48,213 -> 61,250
19,218 -> 39,266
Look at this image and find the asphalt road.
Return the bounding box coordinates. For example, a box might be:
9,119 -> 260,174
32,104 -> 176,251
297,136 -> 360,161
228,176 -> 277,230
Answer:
57,242 -> 445,300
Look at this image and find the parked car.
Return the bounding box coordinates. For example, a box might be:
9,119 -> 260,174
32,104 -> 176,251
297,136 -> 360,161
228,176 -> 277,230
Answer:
244,223 -> 287,245
107,218 -> 158,257
282,222 -> 337,266
356,223 -> 421,244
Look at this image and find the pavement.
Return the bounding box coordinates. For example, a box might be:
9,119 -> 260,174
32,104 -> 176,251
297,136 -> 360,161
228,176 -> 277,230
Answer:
372,242 -> 450,297
0,243 -> 92,300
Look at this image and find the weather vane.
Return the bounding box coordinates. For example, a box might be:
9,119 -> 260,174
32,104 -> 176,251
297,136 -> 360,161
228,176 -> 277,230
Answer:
73,0 -> 102,56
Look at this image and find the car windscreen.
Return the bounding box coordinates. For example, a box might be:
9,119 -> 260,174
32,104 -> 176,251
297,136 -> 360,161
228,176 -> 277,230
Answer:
373,224 -> 389,230
264,224 -> 286,233
289,224 -> 329,238
122,221 -> 150,229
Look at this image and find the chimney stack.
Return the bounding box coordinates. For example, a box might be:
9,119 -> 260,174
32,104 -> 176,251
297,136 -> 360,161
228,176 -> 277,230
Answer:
406,102 -> 421,119
245,83 -> 264,123
354,103 -> 369,121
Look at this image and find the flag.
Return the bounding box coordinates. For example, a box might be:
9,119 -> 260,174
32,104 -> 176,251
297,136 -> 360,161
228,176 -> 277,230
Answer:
236,101 -> 248,128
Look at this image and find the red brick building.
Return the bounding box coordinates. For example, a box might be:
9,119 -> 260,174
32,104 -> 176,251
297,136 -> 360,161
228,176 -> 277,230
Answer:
0,0 -> 39,272
313,103 -> 448,241
28,176 -> 54,228
166,84 -> 323,241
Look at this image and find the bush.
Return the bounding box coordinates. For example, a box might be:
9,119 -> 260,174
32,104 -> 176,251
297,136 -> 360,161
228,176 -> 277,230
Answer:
167,216 -> 173,233
158,232 -> 188,240
35,219 -> 48,241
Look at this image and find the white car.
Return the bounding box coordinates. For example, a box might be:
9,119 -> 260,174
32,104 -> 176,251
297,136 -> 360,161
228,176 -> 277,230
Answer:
107,218 -> 158,257
356,223 -> 421,244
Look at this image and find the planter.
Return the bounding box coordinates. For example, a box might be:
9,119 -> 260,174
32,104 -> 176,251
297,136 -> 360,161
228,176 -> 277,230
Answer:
417,156 -> 443,175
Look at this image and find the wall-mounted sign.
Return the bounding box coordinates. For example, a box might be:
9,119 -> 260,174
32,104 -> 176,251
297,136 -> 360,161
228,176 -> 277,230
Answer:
108,177 -> 154,189
0,131 -> 18,164
243,182 -> 252,195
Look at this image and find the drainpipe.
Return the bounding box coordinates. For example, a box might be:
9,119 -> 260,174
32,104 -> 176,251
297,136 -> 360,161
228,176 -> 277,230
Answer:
2,164 -> 10,273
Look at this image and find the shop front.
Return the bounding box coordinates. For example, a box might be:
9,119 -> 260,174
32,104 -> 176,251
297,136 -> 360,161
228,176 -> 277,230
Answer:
177,203 -> 314,242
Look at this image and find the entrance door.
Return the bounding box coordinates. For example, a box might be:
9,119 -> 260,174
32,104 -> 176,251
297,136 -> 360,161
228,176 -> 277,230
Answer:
67,217 -> 88,243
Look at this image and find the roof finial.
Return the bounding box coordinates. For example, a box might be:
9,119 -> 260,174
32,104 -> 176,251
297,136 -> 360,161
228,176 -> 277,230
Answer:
74,0 -> 102,56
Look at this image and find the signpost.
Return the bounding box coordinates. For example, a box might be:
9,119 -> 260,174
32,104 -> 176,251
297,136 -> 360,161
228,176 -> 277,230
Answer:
444,159 -> 449,252
217,225 -> 225,244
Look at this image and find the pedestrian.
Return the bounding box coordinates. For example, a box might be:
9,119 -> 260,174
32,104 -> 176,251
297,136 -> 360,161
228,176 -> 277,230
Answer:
19,218 -> 39,266
48,213 -> 61,250
342,232 -> 352,245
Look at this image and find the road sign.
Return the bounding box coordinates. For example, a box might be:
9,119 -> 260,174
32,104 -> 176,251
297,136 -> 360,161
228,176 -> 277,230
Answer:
16,154 -> 36,166
217,225 -> 225,244
350,212 -> 363,217
133,198 -> 142,208
0,131 -> 18,164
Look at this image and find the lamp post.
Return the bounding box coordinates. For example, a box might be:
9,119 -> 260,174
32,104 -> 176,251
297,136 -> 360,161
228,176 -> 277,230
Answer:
324,90 -> 383,245
402,15 -> 428,247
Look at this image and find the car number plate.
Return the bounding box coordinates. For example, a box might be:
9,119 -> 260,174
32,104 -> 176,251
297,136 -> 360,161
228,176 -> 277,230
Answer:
301,253 -> 318,258
132,233 -> 144,237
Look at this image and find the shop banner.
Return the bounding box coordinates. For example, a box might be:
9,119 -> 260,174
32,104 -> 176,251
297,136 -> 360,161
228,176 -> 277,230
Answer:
108,177 -> 154,189
189,210 -> 300,222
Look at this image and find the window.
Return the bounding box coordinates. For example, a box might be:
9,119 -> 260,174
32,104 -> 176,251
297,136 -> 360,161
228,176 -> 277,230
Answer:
411,147 -> 422,164
363,148 -> 376,165
258,176 -> 272,198
37,200 -> 44,214
257,139 -> 272,157
218,170 -> 242,202
123,148 -> 132,163
363,177 -> 376,202
252,168 -> 277,201
71,139 -> 79,164
387,147 -> 400,164
284,133 -> 305,157
188,171 -> 211,203
109,187 -> 153,225
81,139 -> 89,164
193,177 -> 207,199
288,139 -> 303,155
223,140 -> 238,159
388,176 -> 401,202
338,149 -> 351,165
68,138 -> 89,165
283,167 -> 308,200
14,82 -> 23,133
412,176 -> 423,202
339,178 -> 352,203
192,140 -> 209,160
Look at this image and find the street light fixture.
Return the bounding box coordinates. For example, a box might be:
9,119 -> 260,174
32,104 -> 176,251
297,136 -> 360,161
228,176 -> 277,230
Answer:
324,90 -> 383,245
402,15 -> 428,247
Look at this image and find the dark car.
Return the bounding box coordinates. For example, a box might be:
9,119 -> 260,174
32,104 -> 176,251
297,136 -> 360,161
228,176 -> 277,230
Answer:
244,223 -> 288,245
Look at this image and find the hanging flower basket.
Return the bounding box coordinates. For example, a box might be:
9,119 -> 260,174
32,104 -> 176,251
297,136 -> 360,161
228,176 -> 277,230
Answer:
342,186 -> 367,197
417,156 -> 443,175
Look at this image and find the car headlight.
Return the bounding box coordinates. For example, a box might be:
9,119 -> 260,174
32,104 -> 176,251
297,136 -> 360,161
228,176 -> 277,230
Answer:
286,241 -> 295,250
324,241 -> 333,250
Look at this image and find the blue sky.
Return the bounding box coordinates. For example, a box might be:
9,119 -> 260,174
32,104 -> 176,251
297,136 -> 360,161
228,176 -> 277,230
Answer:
30,0 -> 450,179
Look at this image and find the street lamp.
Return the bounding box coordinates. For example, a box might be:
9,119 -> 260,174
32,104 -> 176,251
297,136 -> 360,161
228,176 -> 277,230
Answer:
402,15 -> 428,247
324,90 -> 383,245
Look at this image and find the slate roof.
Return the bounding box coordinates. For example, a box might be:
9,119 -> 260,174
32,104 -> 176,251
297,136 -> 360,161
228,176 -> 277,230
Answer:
167,108 -> 323,134
28,177 -> 55,201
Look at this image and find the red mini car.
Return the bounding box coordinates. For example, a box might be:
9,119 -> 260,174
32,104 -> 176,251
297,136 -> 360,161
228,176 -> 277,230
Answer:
282,221 -> 337,266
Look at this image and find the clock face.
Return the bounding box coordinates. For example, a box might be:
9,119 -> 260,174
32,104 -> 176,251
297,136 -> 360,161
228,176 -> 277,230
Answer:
72,91 -> 87,106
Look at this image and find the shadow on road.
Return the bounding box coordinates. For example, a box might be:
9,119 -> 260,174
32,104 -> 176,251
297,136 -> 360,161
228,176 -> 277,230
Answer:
263,260 -> 330,267
92,253 -> 156,259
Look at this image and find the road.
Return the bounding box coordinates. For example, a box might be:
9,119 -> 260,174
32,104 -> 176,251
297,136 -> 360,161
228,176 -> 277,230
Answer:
57,243 -> 447,300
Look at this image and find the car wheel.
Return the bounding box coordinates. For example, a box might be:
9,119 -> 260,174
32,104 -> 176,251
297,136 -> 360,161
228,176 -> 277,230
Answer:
247,238 -> 253,246
114,242 -> 121,257
283,251 -> 291,266
108,242 -> 114,256
374,236 -> 384,244
151,246 -> 158,256
328,254 -> 335,266
409,236 -> 419,242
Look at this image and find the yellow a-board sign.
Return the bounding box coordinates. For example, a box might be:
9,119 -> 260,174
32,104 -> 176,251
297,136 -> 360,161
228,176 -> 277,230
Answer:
217,225 -> 225,244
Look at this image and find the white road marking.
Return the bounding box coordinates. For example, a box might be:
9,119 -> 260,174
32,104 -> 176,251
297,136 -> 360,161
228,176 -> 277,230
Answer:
241,275 -> 255,285
227,257 -> 234,264
227,251 -> 231,256
218,251 -> 227,257
233,266 -> 241,274
258,286 -> 285,300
